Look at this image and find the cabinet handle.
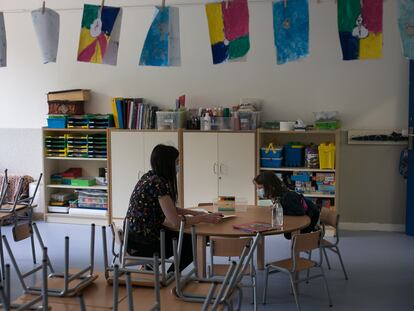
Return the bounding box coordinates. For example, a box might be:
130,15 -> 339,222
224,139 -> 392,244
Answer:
213,163 -> 218,175
219,163 -> 224,175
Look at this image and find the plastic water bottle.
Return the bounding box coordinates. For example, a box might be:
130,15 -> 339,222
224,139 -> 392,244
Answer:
276,198 -> 284,227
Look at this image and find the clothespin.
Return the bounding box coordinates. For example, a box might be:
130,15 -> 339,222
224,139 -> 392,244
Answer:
284,0 -> 288,8
101,0 -> 105,13
42,1 -> 46,14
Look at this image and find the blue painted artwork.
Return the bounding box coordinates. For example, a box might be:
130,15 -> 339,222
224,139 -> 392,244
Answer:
399,0 -> 414,59
273,0 -> 309,65
139,6 -> 181,66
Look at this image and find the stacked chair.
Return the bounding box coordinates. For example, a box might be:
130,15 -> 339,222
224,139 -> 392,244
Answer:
0,248 -> 48,311
0,170 -> 43,280
1,222 -> 97,310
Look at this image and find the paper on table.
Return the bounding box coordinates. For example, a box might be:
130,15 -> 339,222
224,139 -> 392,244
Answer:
32,7 -> 60,64
0,12 -> 6,67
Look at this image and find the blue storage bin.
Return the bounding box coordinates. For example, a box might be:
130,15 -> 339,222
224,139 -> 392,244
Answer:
291,173 -> 311,182
284,143 -> 305,167
261,157 -> 283,168
48,117 -> 67,128
260,146 -> 283,158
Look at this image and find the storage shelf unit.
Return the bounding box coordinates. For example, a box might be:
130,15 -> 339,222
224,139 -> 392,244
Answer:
42,127 -> 110,224
257,129 -> 340,212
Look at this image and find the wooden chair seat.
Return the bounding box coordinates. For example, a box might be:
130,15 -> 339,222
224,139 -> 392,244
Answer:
19,272 -> 124,309
211,263 -> 250,276
321,239 -> 334,247
267,257 -> 315,272
0,204 -> 28,212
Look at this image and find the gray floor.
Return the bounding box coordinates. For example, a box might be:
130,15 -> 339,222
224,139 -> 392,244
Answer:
2,222 -> 414,311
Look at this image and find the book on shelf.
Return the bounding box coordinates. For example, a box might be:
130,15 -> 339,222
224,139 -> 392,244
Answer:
233,222 -> 276,233
111,97 -> 158,130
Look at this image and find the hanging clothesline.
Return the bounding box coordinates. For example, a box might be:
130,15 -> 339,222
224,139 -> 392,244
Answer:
0,0 -> 390,14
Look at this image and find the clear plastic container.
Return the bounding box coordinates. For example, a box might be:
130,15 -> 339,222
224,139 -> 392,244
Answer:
236,111 -> 261,130
200,117 -> 233,131
156,110 -> 186,130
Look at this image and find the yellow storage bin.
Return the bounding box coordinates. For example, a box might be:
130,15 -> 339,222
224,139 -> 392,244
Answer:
318,143 -> 335,169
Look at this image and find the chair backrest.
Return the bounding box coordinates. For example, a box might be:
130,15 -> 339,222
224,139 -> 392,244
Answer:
291,231 -> 322,271
320,207 -> 339,228
210,237 -> 252,257
12,223 -> 32,241
198,202 -> 213,207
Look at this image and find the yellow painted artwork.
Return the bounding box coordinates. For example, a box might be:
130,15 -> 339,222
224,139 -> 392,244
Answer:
359,33 -> 382,59
205,3 -> 225,45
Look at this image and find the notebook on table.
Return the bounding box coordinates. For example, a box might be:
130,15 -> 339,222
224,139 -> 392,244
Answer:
233,222 -> 276,233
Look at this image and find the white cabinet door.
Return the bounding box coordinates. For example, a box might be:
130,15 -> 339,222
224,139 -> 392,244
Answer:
218,133 -> 256,204
110,131 -> 144,220
143,132 -> 179,171
183,132 -> 218,208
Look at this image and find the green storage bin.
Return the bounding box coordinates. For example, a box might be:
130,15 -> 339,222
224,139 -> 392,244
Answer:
71,178 -> 96,187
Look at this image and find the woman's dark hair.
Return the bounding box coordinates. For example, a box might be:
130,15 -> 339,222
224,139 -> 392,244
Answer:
150,144 -> 179,203
254,172 -> 288,200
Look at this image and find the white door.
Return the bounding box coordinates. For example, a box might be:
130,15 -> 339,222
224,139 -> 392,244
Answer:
218,133 -> 256,204
183,132 -> 218,208
110,131 -> 144,220
143,132 -> 179,171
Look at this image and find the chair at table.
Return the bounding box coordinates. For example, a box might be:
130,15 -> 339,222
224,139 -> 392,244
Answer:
0,249 -> 49,310
262,231 -> 332,311
208,236 -> 257,311
111,255 -> 161,311
1,222 -> 98,311
318,207 -> 349,280
101,220 -> 179,287
173,221 -> 261,311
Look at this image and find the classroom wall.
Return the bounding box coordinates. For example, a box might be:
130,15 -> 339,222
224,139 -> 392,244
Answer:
0,0 -> 409,227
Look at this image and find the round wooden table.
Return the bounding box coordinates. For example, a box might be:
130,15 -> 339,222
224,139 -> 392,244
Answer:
189,205 -> 310,276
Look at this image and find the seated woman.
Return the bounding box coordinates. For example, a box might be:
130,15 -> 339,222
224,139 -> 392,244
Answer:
254,172 -> 320,237
125,144 -> 223,272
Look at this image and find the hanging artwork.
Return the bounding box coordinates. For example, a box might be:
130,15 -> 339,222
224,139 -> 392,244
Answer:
0,13 -> 6,67
77,4 -> 122,66
205,0 -> 250,64
273,0 -> 309,65
32,7 -> 60,64
338,0 -> 383,61
139,6 -> 181,67
399,0 -> 414,59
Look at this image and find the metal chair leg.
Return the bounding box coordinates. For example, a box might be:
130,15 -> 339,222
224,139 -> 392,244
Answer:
320,266 -> 333,307
322,247 -> 331,270
252,274 -> 257,311
262,266 -> 270,304
289,273 -> 301,311
306,250 -> 312,283
335,247 -> 349,280
78,294 -> 86,311
30,230 -> 37,265
0,225 -> 4,280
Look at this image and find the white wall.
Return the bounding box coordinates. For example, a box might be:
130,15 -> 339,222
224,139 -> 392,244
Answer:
0,0 -> 408,128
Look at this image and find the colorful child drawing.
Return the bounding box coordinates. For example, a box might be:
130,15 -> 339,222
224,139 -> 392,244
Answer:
205,0 -> 250,64
338,0 -> 383,61
77,4 -> 122,66
399,0 -> 414,59
273,0 -> 309,65
139,6 -> 181,67
0,12 -> 6,67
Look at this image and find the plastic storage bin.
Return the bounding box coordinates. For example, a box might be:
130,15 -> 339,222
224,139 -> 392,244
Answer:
315,120 -> 340,130
156,110 -> 186,130
261,157 -> 283,168
284,143 -> 305,167
200,117 -> 233,131
71,178 -> 96,187
47,116 -> 67,128
237,111 -> 261,130
318,143 -> 335,169
260,144 -> 283,158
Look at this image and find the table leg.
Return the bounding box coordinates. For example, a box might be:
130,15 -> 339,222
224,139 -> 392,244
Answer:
257,235 -> 265,270
196,235 -> 207,278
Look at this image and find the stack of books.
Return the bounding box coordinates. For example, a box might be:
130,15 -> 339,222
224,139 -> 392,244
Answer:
112,97 -> 158,129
